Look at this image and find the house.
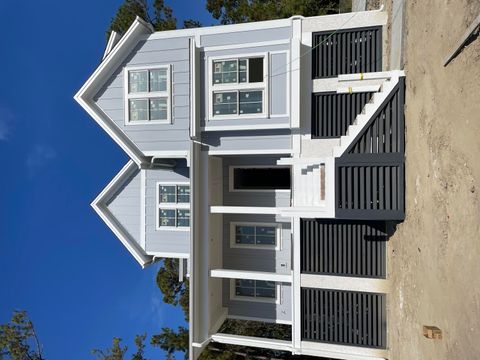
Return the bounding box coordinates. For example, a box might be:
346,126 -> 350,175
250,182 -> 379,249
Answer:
75,7 -> 405,360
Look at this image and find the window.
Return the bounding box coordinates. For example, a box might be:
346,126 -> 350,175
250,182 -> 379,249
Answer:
125,66 -> 170,124
232,279 -> 279,303
230,223 -> 281,249
209,55 -> 267,119
157,183 -> 190,229
229,166 -> 291,191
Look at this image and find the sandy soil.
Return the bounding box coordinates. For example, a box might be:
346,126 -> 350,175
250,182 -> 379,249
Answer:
386,1 -> 480,359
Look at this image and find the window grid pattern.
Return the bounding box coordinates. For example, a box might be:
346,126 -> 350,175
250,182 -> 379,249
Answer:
126,67 -> 170,123
235,279 -> 276,300
157,184 -> 190,229
210,56 -> 266,118
235,224 -> 277,247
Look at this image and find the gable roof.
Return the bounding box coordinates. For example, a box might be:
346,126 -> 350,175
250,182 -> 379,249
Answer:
74,17 -> 154,165
91,160 -> 152,267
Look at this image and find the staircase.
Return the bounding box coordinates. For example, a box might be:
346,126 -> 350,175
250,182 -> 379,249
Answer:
332,70 -> 405,157
293,162 -> 325,207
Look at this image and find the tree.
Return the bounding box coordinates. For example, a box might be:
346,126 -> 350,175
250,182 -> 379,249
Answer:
107,0 -> 176,39
206,0 -> 339,24
92,336 -> 147,360
151,327 -> 188,360
0,310 -> 44,360
156,259 -> 189,321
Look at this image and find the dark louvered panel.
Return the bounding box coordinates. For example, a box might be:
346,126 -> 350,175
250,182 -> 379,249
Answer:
336,163 -> 404,220
312,27 -> 382,79
302,288 -> 386,349
335,78 -> 405,220
312,92 -> 373,138
349,85 -> 403,154
300,219 -> 387,278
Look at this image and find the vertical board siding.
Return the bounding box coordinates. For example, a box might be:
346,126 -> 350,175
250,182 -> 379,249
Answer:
312,92 -> 373,138
301,288 -> 386,348
335,79 -> 405,220
300,219 -> 387,278
312,27 -> 382,79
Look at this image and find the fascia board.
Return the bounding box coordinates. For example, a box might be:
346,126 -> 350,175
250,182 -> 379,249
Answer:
74,16 -> 153,165
91,160 -> 152,267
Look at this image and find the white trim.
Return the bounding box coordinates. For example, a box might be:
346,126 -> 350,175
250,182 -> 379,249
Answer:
338,70 -> 405,81
201,123 -> 290,132
91,160 -> 151,267
299,341 -> 388,360
74,17 -> 152,165
226,314 -> 292,325
189,37 -> 198,139
156,182 -> 191,231
229,279 -> 281,304
211,206 -> 283,215
228,165 -> 291,193
300,274 -> 390,294
140,169 -> 146,249
210,206 -> 335,218
207,52 -> 269,122
147,251 -> 190,259
292,217 -> 301,350
123,64 -> 172,125
103,31 -> 121,60
337,85 -> 381,94
211,333 -> 292,352
209,308 -> 228,335
301,9 -> 387,33
229,222 -> 282,251
290,18 -> 301,129
210,269 -> 292,283
147,17 -> 293,40
208,149 -> 293,156
203,39 -> 290,52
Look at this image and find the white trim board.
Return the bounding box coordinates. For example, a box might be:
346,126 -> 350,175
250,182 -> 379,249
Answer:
147,251 -> 190,259
91,160 -> 152,267
301,274 -> 390,294
226,314 -> 292,325
208,149 -> 293,156
211,333 -> 292,352
299,341 -> 388,360
210,269 -> 292,283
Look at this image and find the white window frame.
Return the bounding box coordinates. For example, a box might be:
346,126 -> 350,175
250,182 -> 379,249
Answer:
124,64 -> 172,125
229,222 -> 282,251
156,181 -> 190,231
228,165 -> 291,193
230,279 -> 281,304
207,53 -> 269,121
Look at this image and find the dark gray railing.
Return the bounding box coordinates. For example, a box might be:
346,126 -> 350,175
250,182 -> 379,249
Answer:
300,219 -> 387,278
335,78 -> 405,220
312,27 -> 383,79
301,288 -> 387,348
312,92 -> 373,138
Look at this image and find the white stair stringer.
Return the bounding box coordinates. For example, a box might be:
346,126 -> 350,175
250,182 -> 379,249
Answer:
332,71 -> 404,158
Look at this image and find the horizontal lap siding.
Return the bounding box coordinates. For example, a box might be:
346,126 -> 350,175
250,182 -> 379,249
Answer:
94,37 -> 191,153
336,79 -> 405,220
106,170 -> 142,245
300,219 -> 387,278
312,27 -> 382,79
301,288 -> 386,348
144,163 -> 190,254
312,92 -> 373,138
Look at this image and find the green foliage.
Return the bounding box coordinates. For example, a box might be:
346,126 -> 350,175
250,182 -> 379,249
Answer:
156,259 -> 189,321
92,337 -> 128,360
132,334 -> 147,360
150,327 -> 188,359
107,0 -> 177,40
183,19 -> 203,29
0,310 -> 44,360
206,0 -> 339,24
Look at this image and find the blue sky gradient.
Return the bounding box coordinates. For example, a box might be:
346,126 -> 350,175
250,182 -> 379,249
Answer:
0,1 -> 216,358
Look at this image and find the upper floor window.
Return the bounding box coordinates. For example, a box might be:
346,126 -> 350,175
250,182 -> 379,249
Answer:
208,55 -> 268,119
157,183 -> 189,230
124,66 -> 171,125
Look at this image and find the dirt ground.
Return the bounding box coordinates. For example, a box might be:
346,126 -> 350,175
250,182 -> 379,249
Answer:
384,0 -> 480,359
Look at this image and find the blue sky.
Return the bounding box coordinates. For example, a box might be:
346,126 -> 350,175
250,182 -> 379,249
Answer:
0,1 -> 216,358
